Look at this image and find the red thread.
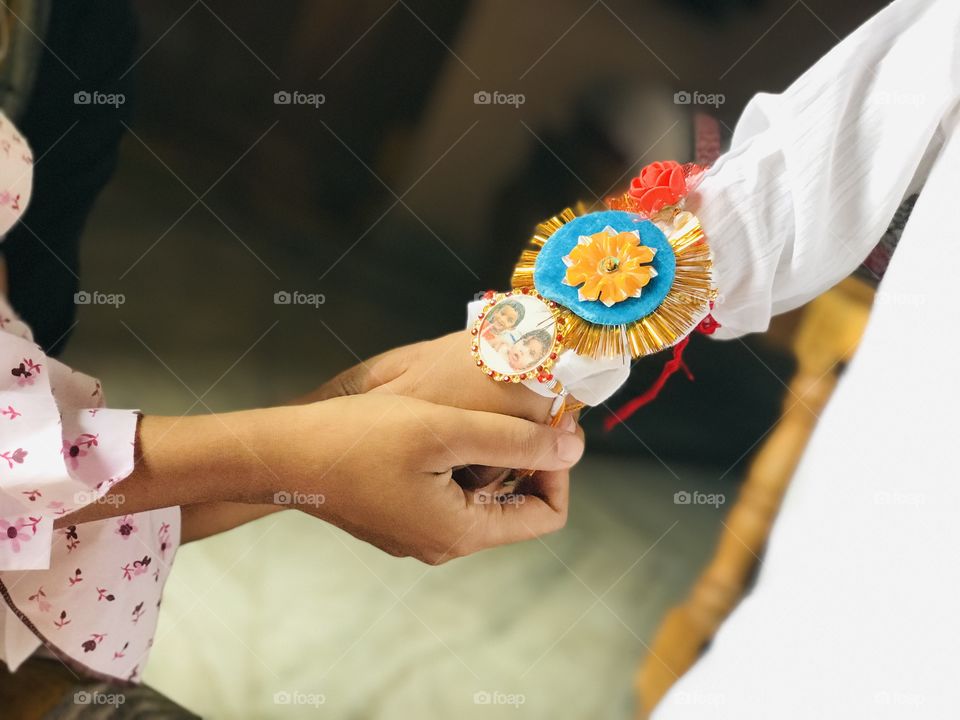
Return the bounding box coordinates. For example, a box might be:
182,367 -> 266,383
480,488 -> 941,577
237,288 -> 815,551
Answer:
604,314 -> 719,431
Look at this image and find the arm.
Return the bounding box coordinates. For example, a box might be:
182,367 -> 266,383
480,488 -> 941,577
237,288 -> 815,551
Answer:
168,332 -> 552,544
52,396 -> 584,563
296,5 -> 960,431
693,0 -> 960,338
53,411 -> 280,527
138,332 -> 555,545
300,329 -> 556,422
178,502 -> 283,544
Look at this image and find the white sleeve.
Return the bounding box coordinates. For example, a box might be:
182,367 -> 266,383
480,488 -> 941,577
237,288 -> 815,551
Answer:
692,0 -> 960,339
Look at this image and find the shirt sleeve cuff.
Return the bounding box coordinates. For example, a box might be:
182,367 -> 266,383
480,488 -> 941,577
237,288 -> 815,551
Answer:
0,406 -> 139,571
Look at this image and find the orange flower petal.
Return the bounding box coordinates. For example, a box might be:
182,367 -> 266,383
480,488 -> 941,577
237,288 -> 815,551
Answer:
564,228 -> 658,306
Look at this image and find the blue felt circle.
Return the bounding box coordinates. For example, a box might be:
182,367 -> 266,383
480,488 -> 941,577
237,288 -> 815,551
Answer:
533,210 -> 675,326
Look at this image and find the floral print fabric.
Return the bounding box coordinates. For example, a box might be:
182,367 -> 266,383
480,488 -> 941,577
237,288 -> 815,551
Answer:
0,111 -> 179,682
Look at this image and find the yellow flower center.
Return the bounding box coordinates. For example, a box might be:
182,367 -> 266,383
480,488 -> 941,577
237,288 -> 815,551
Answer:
563,228 -> 658,307
598,256 -> 620,274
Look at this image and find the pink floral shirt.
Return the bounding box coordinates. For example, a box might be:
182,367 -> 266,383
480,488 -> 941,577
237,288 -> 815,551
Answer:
0,112 -> 179,682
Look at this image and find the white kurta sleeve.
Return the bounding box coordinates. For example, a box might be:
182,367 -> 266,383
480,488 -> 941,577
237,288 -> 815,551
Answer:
692,0 -> 960,339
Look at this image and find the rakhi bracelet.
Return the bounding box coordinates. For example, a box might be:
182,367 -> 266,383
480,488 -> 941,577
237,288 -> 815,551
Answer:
470,160 -> 718,423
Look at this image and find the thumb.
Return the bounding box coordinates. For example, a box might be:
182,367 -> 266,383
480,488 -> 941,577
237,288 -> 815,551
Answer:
428,406 -> 585,472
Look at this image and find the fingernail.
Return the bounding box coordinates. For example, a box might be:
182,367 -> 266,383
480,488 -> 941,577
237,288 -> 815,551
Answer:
557,432 -> 585,463
559,413 -> 576,433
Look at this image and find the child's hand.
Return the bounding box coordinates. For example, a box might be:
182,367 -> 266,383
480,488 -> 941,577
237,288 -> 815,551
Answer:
308,330 -> 556,424
304,330 -> 574,490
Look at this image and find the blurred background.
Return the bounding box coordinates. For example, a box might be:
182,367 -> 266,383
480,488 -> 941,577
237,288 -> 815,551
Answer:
2,0 -> 888,717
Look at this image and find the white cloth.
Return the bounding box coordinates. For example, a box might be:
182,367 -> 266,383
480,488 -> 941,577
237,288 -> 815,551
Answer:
656,0 -> 960,717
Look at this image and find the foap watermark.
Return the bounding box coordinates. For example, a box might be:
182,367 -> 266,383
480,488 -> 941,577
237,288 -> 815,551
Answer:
672,689 -> 726,707
74,491 -> 125,507
874,690 -> 925,707
673,289 -> 725,309
872,291 -> 927,308
674,490 -> 725,508
74,90 -> 126,108
274,290 -> 326,308
74,690 -> 126,708
473,90 -> 525,108
75,290 -> 125,308
274,490 -> 326,508
873,490 -> 925,507
273,690 -> 326,708
474,490 -> 526,506
872,90 -> 926,107
673,90 -> 725,108
273,90 -> 325,108
473,690 -> 525,708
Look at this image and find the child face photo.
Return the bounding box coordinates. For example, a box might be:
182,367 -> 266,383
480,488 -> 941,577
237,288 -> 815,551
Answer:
487,302 -> 522,332
478,295 -> 556,376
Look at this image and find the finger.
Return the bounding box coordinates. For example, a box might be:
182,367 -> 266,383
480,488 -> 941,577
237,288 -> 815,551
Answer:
454,412 -> 584,490
471,469 -> 570,547
512,464 -> 571,513
307,347 -> 411,401
425,406 -> 585,471
452,464 -> 511,491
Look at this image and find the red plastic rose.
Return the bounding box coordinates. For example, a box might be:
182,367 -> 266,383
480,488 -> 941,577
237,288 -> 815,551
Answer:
628,160 -> 687,215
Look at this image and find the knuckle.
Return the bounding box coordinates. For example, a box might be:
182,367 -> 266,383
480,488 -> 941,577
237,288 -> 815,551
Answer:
335,368 -> 366,397
384,545 -> 408,559
514,424 -> 545,460
445,539 -> 469,561
422,527 -> 471,565
547,507 -> 569,534
418,549 -> 449,566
